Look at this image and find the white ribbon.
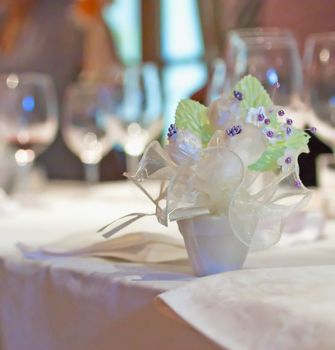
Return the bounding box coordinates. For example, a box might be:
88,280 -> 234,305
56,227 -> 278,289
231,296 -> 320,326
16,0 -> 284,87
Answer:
98,212 -> 156,238
100,139 -> 311,250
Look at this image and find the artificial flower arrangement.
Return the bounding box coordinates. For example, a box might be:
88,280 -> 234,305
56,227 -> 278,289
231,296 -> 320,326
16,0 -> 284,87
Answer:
101,75 -> 312,276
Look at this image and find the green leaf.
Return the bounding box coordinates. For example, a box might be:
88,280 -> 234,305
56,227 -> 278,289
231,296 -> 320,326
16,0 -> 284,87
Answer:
175,99 -> 212,145
268,109 -> 281,130
286,129 -> 311,153
248,129 -> 311,172
248,144 -> 285,172
234,75 -> 273,109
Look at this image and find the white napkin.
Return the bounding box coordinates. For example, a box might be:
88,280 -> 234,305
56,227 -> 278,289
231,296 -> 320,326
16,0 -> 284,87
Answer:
156,265 -> 335,350
18,211 -> 324,265
18,232 -> 187,263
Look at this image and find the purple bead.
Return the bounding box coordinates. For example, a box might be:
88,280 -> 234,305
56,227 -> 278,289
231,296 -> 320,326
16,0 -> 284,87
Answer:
309,127 -> 317,134
278,110 -> 285,117
233,90 -> 243,101
286,127 -> 292,135
226,125 -> 242,137
286,118 -> 293,125
294,180 -> 302,188
167,123 -> 177,138
257,113 -> 265,122
285,156 -> 292,164
264,118 -> 271,125
266,130 -> 274,138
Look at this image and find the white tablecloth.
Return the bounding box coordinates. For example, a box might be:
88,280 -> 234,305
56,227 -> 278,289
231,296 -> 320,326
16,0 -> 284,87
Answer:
158,265 -> 335,350
0,182 -> 222,350
0,182 -> 334,350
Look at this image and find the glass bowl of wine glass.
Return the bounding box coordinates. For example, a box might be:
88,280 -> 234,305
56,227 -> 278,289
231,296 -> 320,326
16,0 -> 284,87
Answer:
222,27 -> 305,126
0,73 -> 58,193
85,63 -> 163,175
62,81 -> 118,183
304,32 -> 335,152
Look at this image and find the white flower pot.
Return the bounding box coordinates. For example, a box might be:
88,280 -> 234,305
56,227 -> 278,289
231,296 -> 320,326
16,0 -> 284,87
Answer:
177,215 -> 249,276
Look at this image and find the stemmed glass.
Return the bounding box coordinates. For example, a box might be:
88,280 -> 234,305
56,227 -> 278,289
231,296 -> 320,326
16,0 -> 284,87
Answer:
101,63 -> 162,175
62,81 -> 117,183
0,73 -> 58,194
63,64 -> 162,182
303,32 -> 335,153
215,28 -> 305,125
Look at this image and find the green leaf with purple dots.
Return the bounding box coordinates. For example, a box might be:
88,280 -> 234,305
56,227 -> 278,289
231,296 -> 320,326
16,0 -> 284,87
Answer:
248,128 -> 310,172
234,75 -> 273,109
248,144 -> 285,172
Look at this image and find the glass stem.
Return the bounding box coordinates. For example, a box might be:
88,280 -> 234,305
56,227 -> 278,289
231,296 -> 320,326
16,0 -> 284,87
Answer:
15,160 -> 33,195
126,154 -> 139,175
84,163 -> 99,184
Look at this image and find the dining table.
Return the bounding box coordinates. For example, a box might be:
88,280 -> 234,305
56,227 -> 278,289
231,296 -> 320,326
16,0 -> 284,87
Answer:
0,180 -> 334,350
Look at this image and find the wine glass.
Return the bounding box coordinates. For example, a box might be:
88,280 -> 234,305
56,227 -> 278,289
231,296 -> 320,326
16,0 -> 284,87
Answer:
224,27 -> 305,126
62,81 -> 117,183
206,58 -> 226,104
207,29 -> 291,103
304,32 -> 335,153
0,73 -> 58,194
100,63 -> 162,174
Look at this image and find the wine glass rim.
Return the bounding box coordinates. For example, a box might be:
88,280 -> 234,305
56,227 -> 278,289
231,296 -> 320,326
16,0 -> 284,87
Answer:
124,62 -> 160,75
77,62 -> 160,88
65,82 -> 100,99
0,72 -> 54,86
79,64 -> 124,82
228,28 -> 298,48
228,27 -> 294,38
126,61 -> 158,68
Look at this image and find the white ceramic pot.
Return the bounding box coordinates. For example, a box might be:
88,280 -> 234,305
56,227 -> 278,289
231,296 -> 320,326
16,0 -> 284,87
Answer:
177,215 -> 249,276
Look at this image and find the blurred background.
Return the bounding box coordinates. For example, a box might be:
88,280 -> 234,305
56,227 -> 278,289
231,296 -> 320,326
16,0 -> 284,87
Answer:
0,0 -> 334,192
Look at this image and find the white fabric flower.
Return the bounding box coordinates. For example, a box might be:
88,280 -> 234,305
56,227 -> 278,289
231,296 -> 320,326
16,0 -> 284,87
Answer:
246,106 -> 268,125
280,124 -> 293,140
263,127 -> 277,144
277,149 -> 296,172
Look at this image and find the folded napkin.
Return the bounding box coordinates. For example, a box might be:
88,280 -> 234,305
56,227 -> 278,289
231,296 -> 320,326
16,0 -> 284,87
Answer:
17,211 -> 324,265
156,265 -> 335,350
18,232 -> 186,263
